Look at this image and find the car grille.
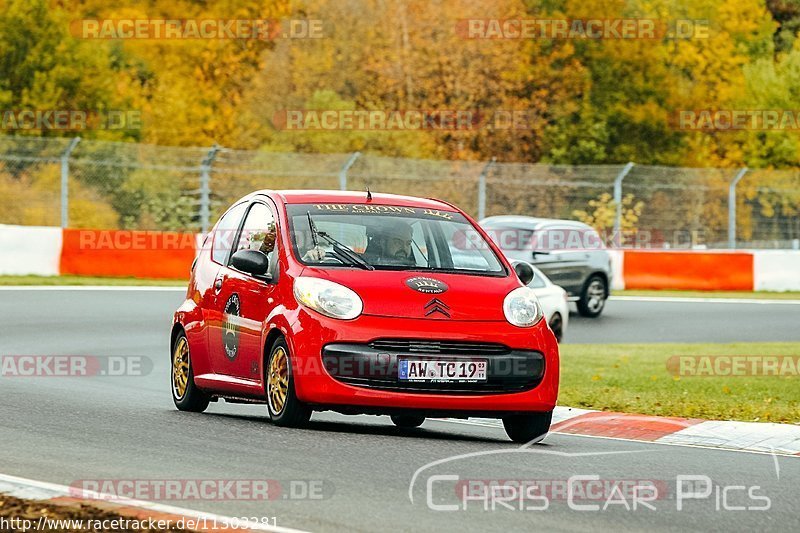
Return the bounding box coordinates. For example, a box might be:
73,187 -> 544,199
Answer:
322,342 -> 544,394
368,339 -> 510,356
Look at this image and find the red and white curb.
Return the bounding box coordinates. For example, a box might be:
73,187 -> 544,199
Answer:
446,406 -> 800,456
0,473 -> 309,533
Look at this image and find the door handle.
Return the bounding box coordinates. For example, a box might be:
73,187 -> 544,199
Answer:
214,278 -> 223,291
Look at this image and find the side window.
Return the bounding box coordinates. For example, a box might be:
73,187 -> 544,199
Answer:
234,203 -> 277,262
441,222 -> 494,271
212,203 -> 248,265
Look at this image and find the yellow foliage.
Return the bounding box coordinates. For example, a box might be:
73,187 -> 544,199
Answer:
0,166 -> 119,228
572,192 -> 644,231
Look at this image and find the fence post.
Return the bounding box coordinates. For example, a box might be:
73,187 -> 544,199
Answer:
200,144 -> 220,234
728,167 -> 748,249
477,157 -> 496,221
339,152 -> 361,191
60,137 -> 81,228
613,162 -> 635,246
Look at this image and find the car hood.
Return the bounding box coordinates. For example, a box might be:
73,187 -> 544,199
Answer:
298,268 -> 518,321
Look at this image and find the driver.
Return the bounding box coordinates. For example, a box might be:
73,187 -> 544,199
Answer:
301,220 -> 416,266
364,220 -> 415,266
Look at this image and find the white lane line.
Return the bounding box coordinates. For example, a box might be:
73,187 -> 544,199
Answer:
611,296 -> 800,305
0,473 -> 311,533
0,286 -> 185,291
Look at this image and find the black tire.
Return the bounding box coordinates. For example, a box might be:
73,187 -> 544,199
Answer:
549,312 -> 564,343
391,415 -> 425,428
502,411 -> 553,443
576,274 -> 608,318
171,331 -> 210,413
266,338 -> 312,427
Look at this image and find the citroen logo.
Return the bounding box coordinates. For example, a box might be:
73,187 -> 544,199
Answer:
424,298 -> 451,318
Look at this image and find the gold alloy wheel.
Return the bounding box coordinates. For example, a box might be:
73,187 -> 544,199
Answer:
268,347 -> 289,414
172,336 -> 190,400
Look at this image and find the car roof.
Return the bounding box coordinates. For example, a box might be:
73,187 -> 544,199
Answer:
251,190 -> 457,211
480,215 -> 592,229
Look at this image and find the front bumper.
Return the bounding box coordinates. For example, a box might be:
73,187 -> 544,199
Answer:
286,310 -> 559,414
322,342 -> 545,393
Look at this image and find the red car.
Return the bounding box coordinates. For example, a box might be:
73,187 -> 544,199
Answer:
171,190 -> 559,442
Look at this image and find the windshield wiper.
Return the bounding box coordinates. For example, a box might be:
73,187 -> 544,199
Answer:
306,212 -> 374,271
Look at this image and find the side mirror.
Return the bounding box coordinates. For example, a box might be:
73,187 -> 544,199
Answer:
512,260 -> 535,285
231,249 -> 271,279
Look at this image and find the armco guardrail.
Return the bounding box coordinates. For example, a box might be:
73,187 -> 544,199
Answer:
1,225 -> 799,290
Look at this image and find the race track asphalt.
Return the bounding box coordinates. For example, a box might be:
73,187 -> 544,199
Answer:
567,296 -> 800,344
0,288 -> 798,532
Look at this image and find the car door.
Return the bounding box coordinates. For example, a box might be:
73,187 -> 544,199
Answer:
531,223 -> 588,294
208,201 -> 281,385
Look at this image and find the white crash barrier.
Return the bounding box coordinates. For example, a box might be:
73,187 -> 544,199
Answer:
607,249 -> 625,290
0,224 -> 62,276
753,250 -> 800,291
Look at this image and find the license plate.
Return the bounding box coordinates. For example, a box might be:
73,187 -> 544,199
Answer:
398,359 -> 487,382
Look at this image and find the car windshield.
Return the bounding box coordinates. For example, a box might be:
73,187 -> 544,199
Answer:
287,203 -> 505,275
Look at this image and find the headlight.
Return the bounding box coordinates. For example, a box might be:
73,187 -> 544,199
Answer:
293,277 -> 363,320
503,286 -> 543,327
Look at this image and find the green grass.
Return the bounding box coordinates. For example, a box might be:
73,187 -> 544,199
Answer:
0,275 -> 186,286
560,342 -> 800,424
614,289 -> 800,300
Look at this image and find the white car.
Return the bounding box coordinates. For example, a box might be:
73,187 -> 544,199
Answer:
451,251 -> 568,342
528,265 -> 569,343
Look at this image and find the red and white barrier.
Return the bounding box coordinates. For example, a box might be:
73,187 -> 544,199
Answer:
0,225 -> 798,290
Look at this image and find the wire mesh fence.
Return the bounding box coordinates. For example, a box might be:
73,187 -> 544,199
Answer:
1,134 -> 799,249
